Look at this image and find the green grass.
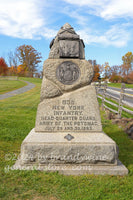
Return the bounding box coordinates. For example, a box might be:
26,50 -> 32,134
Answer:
0,79 -> 27,94
108,83 -> 133,89
0,77 -> 133,200
19,77 -> 42,84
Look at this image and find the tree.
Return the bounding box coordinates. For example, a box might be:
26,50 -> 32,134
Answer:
92,64 -> 100,81
103,62 -> 111,79
128,71 -> 133,83
7,66 -> 17,76
8,50 -> 19,68
88,59 -> 101,81
109,74 -> 122,83
122,52 -> 133,76
17,64 -> 27,76
16,45 -> 42,77
0,57 -> 8,75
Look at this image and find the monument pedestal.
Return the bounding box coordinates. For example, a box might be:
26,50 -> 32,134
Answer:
14,23 -> 128,175
13,129 -> 128,175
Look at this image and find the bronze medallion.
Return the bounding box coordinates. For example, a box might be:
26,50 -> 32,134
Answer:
56,61 -> 80,85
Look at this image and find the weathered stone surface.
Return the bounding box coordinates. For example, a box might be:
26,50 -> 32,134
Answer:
79,40 -> 85,59
40,78 -> 62,100
20,144 -> 117,165
35,85 -> 102,132
18,129 -> 118,165
43,59 -> 94,95
58,33 -> 79,40
49,23 -> 85,59
59,40 -> 79,58
13,160 -> 128,176
49,37 -> 60,59
57,23 -> 76,35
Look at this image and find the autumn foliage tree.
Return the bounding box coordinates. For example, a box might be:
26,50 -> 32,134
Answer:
17,65 -> 27,76
109,52 -> 133,83
121,52 -> 133,83
109,65 -> 122,83
128,71 -> 133,83
88,60 -> 101,81
122,52 -> 133,76
92,64 -> 100,81
7,66 -> 17,76
0,57 -> 8,75
103,62 -> 111,79
16,45 -> 42,77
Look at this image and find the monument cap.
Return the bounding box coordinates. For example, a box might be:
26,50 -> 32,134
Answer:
49,23 -> 85,59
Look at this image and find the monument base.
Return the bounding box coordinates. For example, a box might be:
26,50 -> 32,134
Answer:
13,129 -> 128,175
13,160 -> 128,176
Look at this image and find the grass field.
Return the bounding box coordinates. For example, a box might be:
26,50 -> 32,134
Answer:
108,82 -> 133,89
0,78 -> 133,200
0,79 -> 27,94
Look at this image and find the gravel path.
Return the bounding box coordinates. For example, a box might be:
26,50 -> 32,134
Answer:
0,81 -> 35,100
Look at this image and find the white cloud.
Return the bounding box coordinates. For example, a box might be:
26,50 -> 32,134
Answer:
62,7 -> 88,26
0,0 -> 132,48
63,0 -> 109,7
64,0 -> 133,19
100,0 -> 133,19
63,0 -> 132,47
0,0 -> 55,39
40,27 -> 58,39
77,24 -> 130,47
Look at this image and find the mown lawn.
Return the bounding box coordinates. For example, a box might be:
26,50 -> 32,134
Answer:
0,77 -> 133,200
108,82 -> 133,89
0,79 -> 27,94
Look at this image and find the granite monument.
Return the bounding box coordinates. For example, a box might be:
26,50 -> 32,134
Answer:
14,23 -> 128,175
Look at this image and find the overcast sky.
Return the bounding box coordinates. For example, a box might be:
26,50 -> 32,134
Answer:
0,0 -> 133,71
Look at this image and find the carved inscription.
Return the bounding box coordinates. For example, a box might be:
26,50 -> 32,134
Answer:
39,100 -> 98,132
59,40 -> 79,58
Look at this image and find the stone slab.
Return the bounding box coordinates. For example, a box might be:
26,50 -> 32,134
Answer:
13,128 -> 128,175
15,128 -> 119,166
23,128 -> 116,144
13,160 -> 128,176
36,86 -> 102,132
43,59 -> 93,92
